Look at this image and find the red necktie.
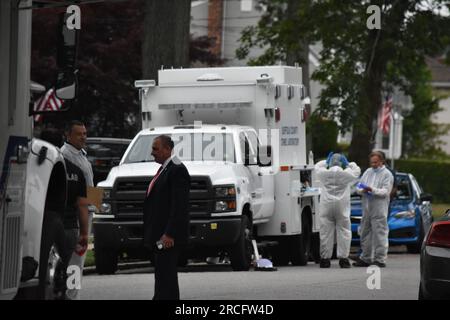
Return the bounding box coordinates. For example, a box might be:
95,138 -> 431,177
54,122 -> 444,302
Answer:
146,166 -> 163,196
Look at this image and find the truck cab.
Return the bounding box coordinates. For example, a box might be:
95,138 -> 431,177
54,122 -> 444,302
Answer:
94,66 -> 321,273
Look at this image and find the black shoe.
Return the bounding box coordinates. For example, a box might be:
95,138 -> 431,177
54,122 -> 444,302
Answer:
352,258 -> 371,267
348,254 -> 360,261
339,258 -> 351,268
372,261 -> 386,268
320,259 -> 331,268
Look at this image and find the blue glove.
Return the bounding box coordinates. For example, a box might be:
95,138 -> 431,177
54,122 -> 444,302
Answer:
340,154 -> 349,168
357,182 -> 372,196
326,152 -> 333,167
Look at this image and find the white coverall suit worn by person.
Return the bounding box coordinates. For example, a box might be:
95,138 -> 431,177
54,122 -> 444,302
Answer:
354,152 -> 393,268
315,153 -> 361,268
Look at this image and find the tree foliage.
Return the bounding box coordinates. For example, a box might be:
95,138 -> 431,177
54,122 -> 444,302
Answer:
32,0 -> 222,138
32,1 -> 144,138
237,0 -> 450,164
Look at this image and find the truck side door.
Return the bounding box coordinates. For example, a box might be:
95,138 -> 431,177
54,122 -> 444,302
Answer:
240,131 -> 274,222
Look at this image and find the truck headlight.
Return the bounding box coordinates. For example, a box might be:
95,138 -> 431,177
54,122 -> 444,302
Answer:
103,188 -> 112,200
393,210 -> 416,219
100,203 -> 112,214
214,200 -> 236,212
214,185 -> 236,197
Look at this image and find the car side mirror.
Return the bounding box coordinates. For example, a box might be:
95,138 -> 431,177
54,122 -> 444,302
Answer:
258,145 -> 272,167
420,193 -> 433,203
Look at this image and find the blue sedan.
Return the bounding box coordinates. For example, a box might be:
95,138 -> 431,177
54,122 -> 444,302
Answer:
351,172 -> 433,253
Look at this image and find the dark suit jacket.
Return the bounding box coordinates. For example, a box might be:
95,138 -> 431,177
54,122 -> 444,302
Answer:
143,159 -> 190,249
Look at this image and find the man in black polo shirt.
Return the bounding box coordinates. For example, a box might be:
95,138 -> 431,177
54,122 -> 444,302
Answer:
40,129 -> 89,299
63,159 -> 89,262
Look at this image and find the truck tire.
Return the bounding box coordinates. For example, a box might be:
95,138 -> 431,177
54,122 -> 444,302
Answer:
290,213 -> 311,266
272,238 -> 290,266
95,248 -> 118,275
230,215 -> 253,271
37,211 -> 65,300
177,252 -> 188,268
309,232 -> 321,263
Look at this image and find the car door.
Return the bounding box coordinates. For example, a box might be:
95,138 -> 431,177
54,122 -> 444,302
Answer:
409,174 -> 433,232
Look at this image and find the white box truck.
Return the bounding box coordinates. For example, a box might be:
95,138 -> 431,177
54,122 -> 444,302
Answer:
94,66 -> 321,273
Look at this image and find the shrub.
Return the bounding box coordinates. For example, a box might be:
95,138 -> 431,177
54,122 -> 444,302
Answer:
307,115 -> 339,160
395,158 -> 450,203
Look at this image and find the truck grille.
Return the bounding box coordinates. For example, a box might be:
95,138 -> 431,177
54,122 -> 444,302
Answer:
1,216 -> 21,293
112,176 -> 212,219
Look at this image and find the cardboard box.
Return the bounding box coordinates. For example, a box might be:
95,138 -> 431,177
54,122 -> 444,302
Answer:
87,186 -> 103,212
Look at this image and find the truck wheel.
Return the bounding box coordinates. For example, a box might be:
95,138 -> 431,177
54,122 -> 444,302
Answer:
418,281 -> 429,300
230,215 -> 253,271
94,248 -> 118,275
407,220 -> 424,254
177,252 -> 188,268
290,213 -> 311,266
37,211 -> 65,300
272,238 -> 290,266
309,232 -> 321,263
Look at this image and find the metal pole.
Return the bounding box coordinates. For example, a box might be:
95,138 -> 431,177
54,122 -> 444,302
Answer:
391,111 -> 396,170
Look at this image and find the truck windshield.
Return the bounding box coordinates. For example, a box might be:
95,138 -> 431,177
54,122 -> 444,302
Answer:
123,133 -> 236,163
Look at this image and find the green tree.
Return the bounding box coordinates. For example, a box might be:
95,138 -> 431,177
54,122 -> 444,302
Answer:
238,0 -> 450,166
32,0 -> 221,137
142,0 -> 191,82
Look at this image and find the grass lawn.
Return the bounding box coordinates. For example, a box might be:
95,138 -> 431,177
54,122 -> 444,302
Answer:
432,203 -> 449,220
85,250 -> 95,267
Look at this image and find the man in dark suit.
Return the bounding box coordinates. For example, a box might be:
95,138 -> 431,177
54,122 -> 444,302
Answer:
143,135 -> 190,300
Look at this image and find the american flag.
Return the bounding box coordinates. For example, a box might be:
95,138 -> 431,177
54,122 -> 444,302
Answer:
33,88 -> 64,122
378,96 -> 393,135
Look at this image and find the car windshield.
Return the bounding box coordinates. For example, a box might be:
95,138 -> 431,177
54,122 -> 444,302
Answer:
350,174 -> 413,202
123,133 -> 236,163
86,143 -> 129,158
394,175 -> 413,201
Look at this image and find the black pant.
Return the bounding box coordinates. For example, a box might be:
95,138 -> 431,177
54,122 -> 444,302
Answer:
153,247 -> 180,300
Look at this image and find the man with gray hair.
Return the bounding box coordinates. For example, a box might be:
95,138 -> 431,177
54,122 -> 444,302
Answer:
353,151 -> 393,268
143,135 -> 190,300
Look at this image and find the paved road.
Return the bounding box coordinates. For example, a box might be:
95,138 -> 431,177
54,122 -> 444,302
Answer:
81,248 -> 420,300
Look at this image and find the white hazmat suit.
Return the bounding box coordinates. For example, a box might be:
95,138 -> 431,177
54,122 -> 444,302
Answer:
315,158 -> 361,260
357,166 -> 393,265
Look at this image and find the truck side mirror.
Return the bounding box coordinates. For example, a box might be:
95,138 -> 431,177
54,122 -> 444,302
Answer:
258,145 -> 272,167
55,12 -> 79,100
420,193 -> 433,203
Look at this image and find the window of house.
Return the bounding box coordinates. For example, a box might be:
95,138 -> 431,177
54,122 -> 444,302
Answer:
241,0 -> 253,12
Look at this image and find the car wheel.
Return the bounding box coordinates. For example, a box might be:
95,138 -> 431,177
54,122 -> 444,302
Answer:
407,220 -> 424,254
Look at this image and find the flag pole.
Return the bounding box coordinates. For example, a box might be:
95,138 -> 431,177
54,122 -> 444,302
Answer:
391,107 -> 395,170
